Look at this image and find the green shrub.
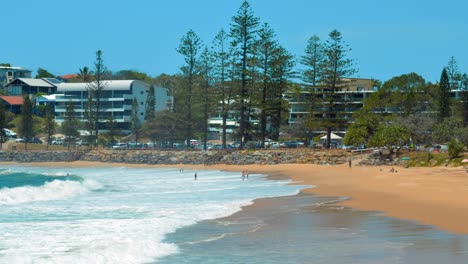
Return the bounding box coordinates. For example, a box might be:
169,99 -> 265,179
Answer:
448,139 -> 464,159
426,152 -> 434,162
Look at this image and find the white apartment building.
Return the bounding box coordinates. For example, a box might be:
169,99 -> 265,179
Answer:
287,78 -> 376,126
55,80 -> 173,131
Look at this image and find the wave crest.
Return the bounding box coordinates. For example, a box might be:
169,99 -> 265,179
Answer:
0,179 -> 101,205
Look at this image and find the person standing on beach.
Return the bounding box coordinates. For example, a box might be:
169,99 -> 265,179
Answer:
349,158 -> 352,168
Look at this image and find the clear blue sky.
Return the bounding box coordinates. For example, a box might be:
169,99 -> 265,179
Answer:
2,0 -> 467,83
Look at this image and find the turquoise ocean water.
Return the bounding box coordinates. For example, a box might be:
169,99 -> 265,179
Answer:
1,165 -> 468,263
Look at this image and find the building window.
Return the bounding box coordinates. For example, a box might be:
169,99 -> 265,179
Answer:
140,112 -> 144,116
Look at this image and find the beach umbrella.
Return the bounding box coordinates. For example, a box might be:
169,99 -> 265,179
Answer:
462,159 -> 468,163
401,157 -> 410,161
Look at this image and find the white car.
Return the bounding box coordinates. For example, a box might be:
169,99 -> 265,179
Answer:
269,142 -> 280,149
3,128 -> 17,138
145,141 -> 157,148
112,143 -> 127,150
51,139 -> 64,145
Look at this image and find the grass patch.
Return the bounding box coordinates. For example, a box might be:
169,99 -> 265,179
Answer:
405,151 -> 467,167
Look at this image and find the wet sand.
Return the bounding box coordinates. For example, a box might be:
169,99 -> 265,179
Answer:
4,161 -> 468,234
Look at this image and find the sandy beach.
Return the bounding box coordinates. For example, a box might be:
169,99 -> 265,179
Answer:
4,160 -> 468,235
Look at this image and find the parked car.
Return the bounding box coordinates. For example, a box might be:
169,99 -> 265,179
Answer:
127,141 -> 144,149
226,144 -> 237,149
2,128 -> 17,138
29,137 -> 43,144
15,137 -> 26,143
173,143 -> 185,149
76,140 -> 89,146
51,139 -> 64,145
112,143 -> 127,150
285,141 -> 299,148
269,142 -> 280,149
264,139 -> 274,147
144,141 -> 157,148
184,139 -> 199,148
245,141 -> 262,149
208,144 -> 223,150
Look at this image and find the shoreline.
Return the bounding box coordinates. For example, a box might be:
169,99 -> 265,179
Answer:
3,161 -> 468,235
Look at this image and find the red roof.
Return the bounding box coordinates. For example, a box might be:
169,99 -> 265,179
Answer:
0,96 -> 24,105
59,74 -> 78,79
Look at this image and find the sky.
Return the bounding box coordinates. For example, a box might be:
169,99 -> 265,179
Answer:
2,0 -> 467,83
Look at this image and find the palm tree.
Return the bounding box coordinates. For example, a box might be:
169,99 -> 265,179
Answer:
77,66 -> 94,82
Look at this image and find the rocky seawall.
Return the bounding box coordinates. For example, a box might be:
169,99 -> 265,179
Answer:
0,149 -> 353,165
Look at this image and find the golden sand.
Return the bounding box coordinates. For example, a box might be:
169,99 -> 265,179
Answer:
4,161 -> 468,234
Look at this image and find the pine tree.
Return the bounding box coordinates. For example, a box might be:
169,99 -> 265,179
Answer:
177,30 -> 202,149
269,46 -> 295,141
212,28 -> 231,148
319,30 -> 357,149
20,95 -> 33,151
0,104 -> 6,149
131,98 -> 142,144
255,22 -> 278,147
461,73 -> 468,125
86,50 -> 108,146
44,105 -> 56,150
230,0 -> 259,149
446,57 -> 461,89
145,85 -> 156,122
438,68 -> 451,121
199,47 -> 214,150
61,100 -> 79,151
105,115 -> 119,145
301,35 -> 323,91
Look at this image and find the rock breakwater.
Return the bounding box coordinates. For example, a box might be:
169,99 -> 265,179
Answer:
0,149 -> 352,165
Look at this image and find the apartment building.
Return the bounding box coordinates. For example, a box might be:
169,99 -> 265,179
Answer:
287,78 -> 376,131
54,80 -> 173,131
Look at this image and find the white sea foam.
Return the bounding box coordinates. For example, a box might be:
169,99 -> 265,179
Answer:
0,166 -> 305,263
0,179 -> 101,205
0,168 -> 13,175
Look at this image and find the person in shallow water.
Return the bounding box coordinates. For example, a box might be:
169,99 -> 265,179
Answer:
194,172 -> 197,180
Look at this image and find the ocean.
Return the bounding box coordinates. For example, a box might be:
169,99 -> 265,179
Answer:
1,165 -> 468,264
